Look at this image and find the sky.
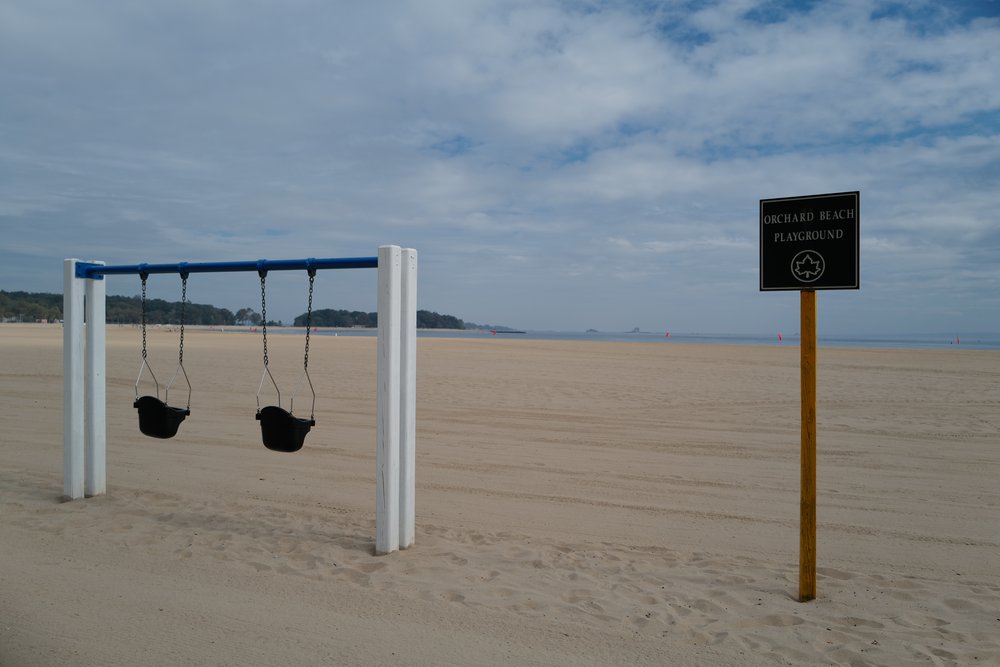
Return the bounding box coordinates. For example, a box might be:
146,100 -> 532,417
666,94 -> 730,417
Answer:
2,0 -> 998,334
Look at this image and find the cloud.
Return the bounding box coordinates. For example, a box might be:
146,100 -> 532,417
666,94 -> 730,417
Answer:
0,0 -> 998,332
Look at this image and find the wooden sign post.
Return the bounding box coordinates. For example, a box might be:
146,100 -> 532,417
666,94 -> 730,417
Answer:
799,289 -> 817,601
760,191 -> 859,602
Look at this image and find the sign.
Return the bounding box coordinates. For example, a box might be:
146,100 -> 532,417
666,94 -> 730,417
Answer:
760,191 -> 859,291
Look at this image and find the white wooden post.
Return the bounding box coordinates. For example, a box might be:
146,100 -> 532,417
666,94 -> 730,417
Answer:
85,263 -> 106,497
376,245 -> 401,555
399,248 -> 417,548
63,259 -> 85,499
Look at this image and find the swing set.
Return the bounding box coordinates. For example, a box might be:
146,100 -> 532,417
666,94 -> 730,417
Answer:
132,267 -> 317,451
63,246 -> 417,555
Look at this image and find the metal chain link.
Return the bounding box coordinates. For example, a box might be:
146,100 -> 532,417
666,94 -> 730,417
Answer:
259,272 -> 268,367
140,274 -> 148,360
178,274 -> 187,365
303,271 -> 315,370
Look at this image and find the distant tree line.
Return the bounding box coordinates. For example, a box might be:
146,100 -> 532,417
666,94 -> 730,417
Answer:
0,291 -> 63,321
465,321 -> 517,331
1,290 -> 236,325
416,310 -> 464,329
294,308 -> 465,329
2,291 -> 469,330
295,309 -> 376,327
106,295 -> 236,325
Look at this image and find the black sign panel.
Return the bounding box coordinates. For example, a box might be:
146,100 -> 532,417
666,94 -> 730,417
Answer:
760,191 -> 859,291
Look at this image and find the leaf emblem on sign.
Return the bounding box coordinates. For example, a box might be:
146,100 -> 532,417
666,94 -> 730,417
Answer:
791,250 -> 825,282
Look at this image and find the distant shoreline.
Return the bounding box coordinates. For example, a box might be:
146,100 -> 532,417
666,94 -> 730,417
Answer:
3,322 -> 996,350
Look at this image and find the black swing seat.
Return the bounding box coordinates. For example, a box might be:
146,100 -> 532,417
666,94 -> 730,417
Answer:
256,406 -> 314,452
134,395 -> 190,439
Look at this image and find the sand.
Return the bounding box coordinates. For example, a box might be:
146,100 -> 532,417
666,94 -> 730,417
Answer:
1,323 -> 998,665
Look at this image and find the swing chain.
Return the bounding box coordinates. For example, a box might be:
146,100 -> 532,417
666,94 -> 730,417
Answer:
179,273 -> 188,365
140,273 -> 148,360
303,270 -> 315,370
259,271 -> 268,367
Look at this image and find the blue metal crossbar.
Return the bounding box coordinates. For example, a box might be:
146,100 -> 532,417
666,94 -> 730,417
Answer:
76,256 -> 379,280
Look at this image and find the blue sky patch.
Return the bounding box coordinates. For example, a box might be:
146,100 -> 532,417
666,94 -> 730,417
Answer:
429,134 -> 477,157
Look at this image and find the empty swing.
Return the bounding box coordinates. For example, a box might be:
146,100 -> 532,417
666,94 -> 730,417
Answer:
134,272 -> 192,438
255,268 -> 316,452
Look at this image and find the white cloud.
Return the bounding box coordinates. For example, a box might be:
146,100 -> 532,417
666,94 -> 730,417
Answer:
1,0 -> 998,332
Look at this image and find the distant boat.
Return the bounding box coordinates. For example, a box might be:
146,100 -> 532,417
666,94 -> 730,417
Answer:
491,329 -> 526,335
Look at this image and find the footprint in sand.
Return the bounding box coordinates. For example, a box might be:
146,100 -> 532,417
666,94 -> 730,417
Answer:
247,562 -> 272,573
842,616 -> 884,629
357,561 -> 388,574
943,598 -> 981,612
691,599 -> 725,615
446,553 -> 468,566
816,566 -> 853,580
890,614 -> 949,630
565,590 -> 596,605
759,613 -> 804,627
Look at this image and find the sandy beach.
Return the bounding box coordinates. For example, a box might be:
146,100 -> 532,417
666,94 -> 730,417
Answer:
1,323 -> 997,665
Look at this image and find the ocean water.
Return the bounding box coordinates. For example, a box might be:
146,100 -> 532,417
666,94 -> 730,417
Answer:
310,328 -> 1000,350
